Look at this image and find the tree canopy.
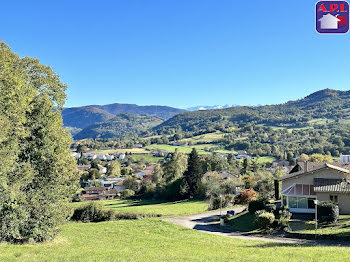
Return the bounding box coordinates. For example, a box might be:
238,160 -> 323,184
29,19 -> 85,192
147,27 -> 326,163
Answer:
0,43 -> 78,243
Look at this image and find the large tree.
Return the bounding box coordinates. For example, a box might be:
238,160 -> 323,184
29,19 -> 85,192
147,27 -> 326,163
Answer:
107,160 -> 121,177
0,43 -> 78,243
183,148 -> 203,198
162,149 -> 187,184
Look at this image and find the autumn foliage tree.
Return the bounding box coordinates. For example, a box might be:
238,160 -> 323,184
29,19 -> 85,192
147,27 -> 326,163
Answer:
234,189 -> 257,205
0,43 -> 78,243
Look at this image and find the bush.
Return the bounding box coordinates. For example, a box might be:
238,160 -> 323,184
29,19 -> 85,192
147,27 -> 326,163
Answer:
317,201 -> 339,224
121,189 -> 135,199
278,209 -> 292,228
254,211 -> 275,229
209,194 -> 235,210
71,202 -> 112,222
234,189 -> 257,205
71,202 -> 161,223
248,199 -> 268,214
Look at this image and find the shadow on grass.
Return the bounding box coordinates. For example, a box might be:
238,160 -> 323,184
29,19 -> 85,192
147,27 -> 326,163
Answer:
105,199 -> 203,208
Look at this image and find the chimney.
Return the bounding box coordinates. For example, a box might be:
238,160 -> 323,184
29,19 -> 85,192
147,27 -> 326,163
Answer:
304,161 -> 308,173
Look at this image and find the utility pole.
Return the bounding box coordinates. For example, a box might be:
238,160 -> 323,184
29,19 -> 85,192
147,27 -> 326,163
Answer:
314,200 -> 319,239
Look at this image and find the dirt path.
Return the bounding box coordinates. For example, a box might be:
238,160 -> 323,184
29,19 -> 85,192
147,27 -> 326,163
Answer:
164,207 -> 350,246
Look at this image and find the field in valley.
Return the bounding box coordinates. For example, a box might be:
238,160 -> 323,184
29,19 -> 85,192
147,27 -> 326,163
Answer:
1,200 -> 350,261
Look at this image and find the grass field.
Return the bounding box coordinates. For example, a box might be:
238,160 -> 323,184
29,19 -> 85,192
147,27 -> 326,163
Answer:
289,215 -> 350,236
131,154 -> 163,163
145,144 -> 233,155
2,215 -> 350,261
94,199 -> 210,217
2,201 -> 350,261
91,148 -> 149,154
179,131 -> 225,144
257,156 -> 276,163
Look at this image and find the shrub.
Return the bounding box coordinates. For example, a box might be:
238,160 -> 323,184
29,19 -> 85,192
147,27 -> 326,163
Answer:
71,202 -> 111,222
317,201 -> 339,224
71,202 -> 161,223
234,189 -> 257,205
121,189 -> 135,199
278,209 -> 292,228
248,199 -> 268,214
254,211 -> 275,229
209,194 -> 235,210
273,205 -> 290,219
138,183 -> 156,199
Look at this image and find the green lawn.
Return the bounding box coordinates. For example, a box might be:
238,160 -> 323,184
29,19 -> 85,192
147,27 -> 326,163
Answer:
131,154 -> 163,163
2,217 -> 350,261
100,199 -> 210,217
179,131 -> 225,144
91,148 -> 149,154
289,215 -> 350,236
226,211 -> 258,232
257,156 -> 276,163
145,144 -> 233,155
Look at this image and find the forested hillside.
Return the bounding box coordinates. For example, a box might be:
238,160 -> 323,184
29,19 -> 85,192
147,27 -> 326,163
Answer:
154,89 -> 350,134
74,113 -> 163,139
147,89 -> 350,157
63,103 -> 185,130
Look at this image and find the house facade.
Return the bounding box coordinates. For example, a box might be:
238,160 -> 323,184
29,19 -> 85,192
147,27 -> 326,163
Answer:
280,162 -> 350,214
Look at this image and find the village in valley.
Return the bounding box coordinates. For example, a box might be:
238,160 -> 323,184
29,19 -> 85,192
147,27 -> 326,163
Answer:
4,0 -> 350,261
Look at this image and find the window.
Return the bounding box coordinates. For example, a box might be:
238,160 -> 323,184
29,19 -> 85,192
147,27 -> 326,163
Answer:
297,197 -> 307,209
288,196 -> 298,208
287,196 -> 316,209
308,198 -> 316,209
330,195 -> 338,203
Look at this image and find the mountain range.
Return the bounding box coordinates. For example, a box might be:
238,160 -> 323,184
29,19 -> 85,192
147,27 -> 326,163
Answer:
64,89 -> 350,140
62,103 -> 185,130
186,104 -> 237,111
74,113 -> 163,140
155,89 -> 350,133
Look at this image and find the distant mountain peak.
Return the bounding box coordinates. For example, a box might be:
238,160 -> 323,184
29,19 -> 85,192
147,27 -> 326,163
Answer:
187,104 -> 237,111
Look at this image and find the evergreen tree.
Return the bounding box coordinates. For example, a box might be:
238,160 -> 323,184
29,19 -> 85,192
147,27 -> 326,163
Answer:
287,152 -> 295,165
183,148 -> 203,198
0,43 -> 78,243
240,158 -> 249,175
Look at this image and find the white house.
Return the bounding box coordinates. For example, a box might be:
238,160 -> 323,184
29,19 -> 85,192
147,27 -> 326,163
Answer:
318,13 -> 340,29
97,154 -> 107,161
98,165 -> 107,174
340,154 -> 350,163
70,152 -> 81,160
107,155 -> 115,161
83,153 -> 97,160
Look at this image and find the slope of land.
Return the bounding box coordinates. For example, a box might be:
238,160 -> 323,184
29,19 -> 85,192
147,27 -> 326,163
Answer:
155,89 -> 350,133
74,113 -> 163,139
63,103 -> 185,129
2,200 -> 350,261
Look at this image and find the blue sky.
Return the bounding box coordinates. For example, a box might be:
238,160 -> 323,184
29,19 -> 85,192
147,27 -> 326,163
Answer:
1,0 -> 350,108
